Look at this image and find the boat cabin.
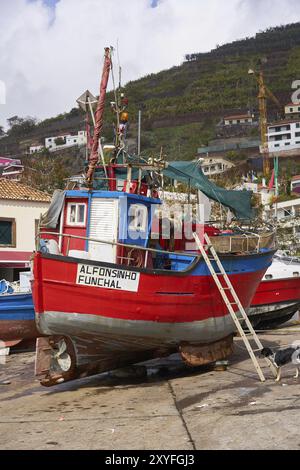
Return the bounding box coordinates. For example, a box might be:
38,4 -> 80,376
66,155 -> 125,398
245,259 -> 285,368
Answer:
40,189 -> 165,268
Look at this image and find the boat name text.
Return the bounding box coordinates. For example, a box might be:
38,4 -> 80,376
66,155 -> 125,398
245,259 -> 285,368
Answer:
76,264 -> 140,292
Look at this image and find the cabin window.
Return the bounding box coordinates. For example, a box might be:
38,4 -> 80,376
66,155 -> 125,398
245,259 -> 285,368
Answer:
128,204 -> 148,233
265,274 -> 273,280
67,203 -> 86,227
0,218 -> 16,247
293,272 -> 300,277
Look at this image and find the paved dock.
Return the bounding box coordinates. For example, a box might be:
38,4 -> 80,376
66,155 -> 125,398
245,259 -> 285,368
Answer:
0,328 -> 300,450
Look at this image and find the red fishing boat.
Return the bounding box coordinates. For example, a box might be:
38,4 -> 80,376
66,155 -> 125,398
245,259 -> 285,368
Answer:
32,47 -> 276,386
248,254 -> 300,329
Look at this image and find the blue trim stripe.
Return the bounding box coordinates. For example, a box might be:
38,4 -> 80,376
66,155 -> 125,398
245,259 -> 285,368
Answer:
0,311 -> 35,321
165,251 -> 274,276
0,293 -> 35,321
65,190 -> 161,205
193,251 -> 273,276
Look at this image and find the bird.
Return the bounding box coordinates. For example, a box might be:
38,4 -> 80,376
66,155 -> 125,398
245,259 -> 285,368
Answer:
261,346 -> 300,382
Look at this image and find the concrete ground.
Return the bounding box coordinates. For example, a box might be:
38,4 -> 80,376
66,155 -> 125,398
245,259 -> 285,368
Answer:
0,328 -> 300,450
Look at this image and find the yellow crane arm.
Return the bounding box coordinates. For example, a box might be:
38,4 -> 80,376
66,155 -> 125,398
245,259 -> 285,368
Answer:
265,87 -> 282,114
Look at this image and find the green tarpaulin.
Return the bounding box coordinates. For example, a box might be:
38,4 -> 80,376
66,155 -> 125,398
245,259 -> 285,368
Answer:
92,158 -> 254,220
163,161 -> 254,220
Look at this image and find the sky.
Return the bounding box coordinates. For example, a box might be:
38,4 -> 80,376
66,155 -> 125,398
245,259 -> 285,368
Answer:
0,0 -> 300,128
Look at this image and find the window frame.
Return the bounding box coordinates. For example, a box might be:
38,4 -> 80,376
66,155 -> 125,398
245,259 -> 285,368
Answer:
66,203 -> 87,227
0,217 -> 16,248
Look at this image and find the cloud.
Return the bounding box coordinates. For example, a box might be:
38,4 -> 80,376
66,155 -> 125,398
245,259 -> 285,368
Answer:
0,0 -> 300,128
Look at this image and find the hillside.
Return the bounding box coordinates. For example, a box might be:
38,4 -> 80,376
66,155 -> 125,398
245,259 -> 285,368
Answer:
1,22 -> 300,164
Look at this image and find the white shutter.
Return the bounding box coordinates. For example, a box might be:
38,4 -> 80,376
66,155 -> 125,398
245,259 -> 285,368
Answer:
88,199 -> 119,263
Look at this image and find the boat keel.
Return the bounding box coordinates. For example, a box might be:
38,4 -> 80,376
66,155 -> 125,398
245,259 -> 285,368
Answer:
179,334 -> 234,367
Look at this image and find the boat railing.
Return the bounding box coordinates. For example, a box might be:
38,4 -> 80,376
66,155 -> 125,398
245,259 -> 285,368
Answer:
37,229 -> 276,268
37,231 -> 198,259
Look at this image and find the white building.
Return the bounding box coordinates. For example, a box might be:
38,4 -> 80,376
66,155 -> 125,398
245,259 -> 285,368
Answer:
265,198 -> 300,221
267,120 -> 300,154
45,130 -> 87,152
238,181 -> 275,206
285,103 -> 300,120
1,164 -> 24,182
291,175 -> 300,194
224,114 -> 254,126
0,179 -> 51,281
29,145 -> 44,154
264,198 -> 300,247
200,157 -> 235,176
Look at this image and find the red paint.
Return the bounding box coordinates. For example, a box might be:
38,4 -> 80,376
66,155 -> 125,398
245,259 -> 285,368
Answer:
0,251 -> 32,262
107,166 -> 117,191
251,277 -> 300,307
33,252 -> 265,324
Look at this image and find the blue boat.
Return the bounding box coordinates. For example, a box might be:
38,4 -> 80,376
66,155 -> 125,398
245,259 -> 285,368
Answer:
0,280 -> 38,344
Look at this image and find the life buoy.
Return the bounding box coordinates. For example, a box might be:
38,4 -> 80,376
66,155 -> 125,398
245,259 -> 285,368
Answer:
127,248 -> 144,268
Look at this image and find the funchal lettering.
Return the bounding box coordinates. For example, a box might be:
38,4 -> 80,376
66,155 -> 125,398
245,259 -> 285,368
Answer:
76,264 -> 140,292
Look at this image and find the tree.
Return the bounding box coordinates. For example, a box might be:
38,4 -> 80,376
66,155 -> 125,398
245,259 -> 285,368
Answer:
7,115 -> 22,128
7,116 -> 37,138
21,154 -> 69,193
0,126 -> 5,137
69,107 -> 81,118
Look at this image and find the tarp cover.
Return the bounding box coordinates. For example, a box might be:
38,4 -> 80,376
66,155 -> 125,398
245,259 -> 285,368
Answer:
40,190 -> 65,228
93,158 -> 254,219
163,161 -> 254,219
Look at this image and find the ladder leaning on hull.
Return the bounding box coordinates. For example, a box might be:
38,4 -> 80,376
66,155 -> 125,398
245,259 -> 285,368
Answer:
193,232 -> 277,382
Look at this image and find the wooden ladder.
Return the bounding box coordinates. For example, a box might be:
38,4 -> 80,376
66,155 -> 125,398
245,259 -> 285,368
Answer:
193,232 -> 277,382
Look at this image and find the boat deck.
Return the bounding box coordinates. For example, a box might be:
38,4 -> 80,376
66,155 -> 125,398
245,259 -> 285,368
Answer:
0,325 -> 300,450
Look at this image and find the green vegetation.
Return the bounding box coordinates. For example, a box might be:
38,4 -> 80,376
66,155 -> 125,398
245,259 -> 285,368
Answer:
1,22 -> 300,169
138,122 -> 215,161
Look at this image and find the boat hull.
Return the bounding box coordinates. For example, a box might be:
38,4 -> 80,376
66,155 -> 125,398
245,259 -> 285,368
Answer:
0,293 -> 39,343
248,301 -> 300,329
32,250 -> 273,385
249,277 -> 300,329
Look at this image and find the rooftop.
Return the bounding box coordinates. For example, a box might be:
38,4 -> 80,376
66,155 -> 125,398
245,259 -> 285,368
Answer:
0,157 -> 20,167
224,114 -> 252,120
0,178 -> 51,203
268,119 -> 300,127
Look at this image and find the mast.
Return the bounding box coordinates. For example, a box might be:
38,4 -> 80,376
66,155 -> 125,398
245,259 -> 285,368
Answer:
86,47 -> 112,187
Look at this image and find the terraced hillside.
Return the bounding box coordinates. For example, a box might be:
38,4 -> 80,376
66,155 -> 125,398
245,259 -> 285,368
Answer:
1,22 -> 300,163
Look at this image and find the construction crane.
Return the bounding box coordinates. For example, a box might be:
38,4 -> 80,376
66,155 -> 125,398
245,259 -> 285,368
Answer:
248,68 -> 283,177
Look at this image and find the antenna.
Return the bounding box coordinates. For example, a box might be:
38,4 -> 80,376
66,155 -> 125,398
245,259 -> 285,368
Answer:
116,38 -> 122,89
